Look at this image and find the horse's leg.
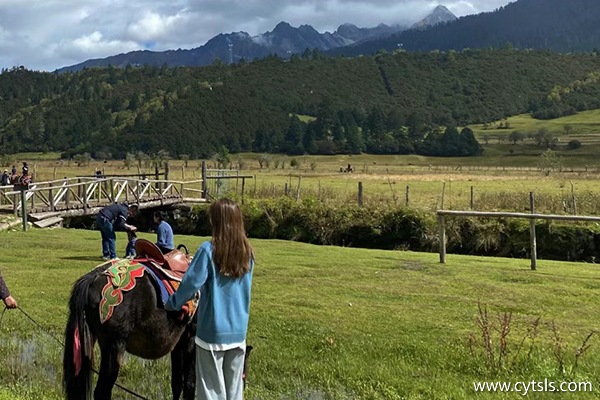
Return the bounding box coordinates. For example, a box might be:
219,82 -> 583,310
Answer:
94,341 -> 126,400
171,327 -> 196,400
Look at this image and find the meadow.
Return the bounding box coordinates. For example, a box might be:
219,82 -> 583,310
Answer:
4,109 -> 600,216
1,229 -> 600,399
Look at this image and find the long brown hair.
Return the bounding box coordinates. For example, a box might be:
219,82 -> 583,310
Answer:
209,198 -> 253,278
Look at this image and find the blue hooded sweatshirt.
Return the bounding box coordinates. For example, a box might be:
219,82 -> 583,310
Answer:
165,241 -> 253,344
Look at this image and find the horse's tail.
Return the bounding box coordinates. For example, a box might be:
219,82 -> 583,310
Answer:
63,267 -> 103,400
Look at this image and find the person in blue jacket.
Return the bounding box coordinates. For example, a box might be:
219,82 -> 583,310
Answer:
96,203 -> 138,260
166,198 -> 254,400
153,210 -> 174,254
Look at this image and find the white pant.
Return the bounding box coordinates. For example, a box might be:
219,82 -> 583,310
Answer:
196,344 -> 246,400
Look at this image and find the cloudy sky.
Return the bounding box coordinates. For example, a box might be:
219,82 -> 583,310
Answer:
0,0 -> 513,72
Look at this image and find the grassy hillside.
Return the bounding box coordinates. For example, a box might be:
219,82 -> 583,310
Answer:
2,49 -> 600,158
1,229 -> 600,399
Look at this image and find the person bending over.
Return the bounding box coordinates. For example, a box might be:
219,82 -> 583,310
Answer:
96,203 -> 138,260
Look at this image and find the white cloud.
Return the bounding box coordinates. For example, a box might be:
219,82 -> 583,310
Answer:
126,10 -> 189,42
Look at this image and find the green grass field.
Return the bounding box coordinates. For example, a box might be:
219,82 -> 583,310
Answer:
1,229 -> 600,399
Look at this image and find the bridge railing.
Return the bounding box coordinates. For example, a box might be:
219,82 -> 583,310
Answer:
0,177 -> 204,214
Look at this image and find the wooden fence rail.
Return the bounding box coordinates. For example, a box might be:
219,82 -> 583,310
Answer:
0,177 -> 205,217
436,209 -> 600,270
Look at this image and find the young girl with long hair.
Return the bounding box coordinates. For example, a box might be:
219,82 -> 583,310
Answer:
166,198 -> 254,400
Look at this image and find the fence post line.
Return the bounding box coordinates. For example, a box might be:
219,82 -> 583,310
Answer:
438,214 -> 446,263
406,185 -> 410,207
358,182 -> 363,207
529,192 -> 537,271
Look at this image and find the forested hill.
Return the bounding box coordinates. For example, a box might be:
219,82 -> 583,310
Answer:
333,0 -> 600,56
1,49 -> 600,159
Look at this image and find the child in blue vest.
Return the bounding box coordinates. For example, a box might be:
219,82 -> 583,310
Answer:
166,198 -> 254,400
125,230 -> 137,259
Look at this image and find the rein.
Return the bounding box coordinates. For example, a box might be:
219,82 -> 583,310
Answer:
1,305 -> 150,400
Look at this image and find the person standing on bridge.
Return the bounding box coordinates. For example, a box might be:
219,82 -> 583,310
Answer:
154,210 -> 174,254
96,203 -> 138,260
0,271 -> 17,309
166,198 -> 254,400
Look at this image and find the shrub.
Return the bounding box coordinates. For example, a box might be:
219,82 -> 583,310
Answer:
567,139 -> 582,150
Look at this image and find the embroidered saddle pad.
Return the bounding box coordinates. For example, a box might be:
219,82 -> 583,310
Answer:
99,259 -> 145,324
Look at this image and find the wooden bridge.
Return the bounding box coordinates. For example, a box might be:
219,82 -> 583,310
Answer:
0,176 -> 206,228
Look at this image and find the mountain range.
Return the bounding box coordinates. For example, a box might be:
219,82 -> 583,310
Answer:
333,0 -> 600,56
56,5 -> 456,73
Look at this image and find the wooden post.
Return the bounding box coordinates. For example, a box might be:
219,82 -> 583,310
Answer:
529,192 -> 537,271
241,178 -> 246,205
406,185 -> 410,207
65,185 -> 70,209
164,161 -> 170,181
13,193 -> 17,217
110,178 -> 115,203
284,183 -> 289,196
201,161 -> 207,200
470,186 -> 474,210
182,165 -> 185,180
295,176 -> 302,202
77,178 -> 82,199
155,164 -> 160,191
440,182 -> 446,209
570,180 -> 577,215
20,187 -> 27,231
438,214 -> 446,263
83,182 -> 89,214
358,182 -> 363,207
318,180 -> 321,201
49,183 -> 54,211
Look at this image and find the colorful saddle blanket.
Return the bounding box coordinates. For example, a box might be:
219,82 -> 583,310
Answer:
98,258 -> 197,324
99,259 -> 145,323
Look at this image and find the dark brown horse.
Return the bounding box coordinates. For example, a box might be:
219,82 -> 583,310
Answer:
63,261 -> 196,400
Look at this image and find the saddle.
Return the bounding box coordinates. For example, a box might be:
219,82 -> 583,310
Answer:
134,239 -> 191,279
